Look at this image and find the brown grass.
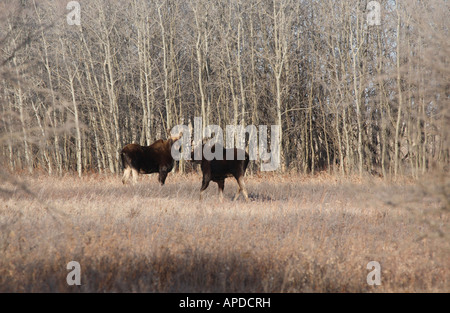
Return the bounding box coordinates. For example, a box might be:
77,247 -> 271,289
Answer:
0,172 -> 448,292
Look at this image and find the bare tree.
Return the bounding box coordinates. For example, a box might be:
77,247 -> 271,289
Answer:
0,0 -> 447,178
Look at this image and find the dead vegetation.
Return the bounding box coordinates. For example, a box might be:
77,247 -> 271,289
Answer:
0,173 -> 447,292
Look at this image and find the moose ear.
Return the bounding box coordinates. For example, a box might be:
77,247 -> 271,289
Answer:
170,132 -> 183,141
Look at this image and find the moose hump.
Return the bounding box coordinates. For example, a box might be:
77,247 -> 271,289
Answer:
121,133 -> 182,185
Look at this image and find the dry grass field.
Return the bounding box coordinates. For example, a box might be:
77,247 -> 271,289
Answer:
0,172 -> 448,292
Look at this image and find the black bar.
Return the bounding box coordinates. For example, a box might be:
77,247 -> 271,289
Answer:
0,292 -> 437,312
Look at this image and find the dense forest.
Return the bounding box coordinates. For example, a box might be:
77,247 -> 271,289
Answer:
0,0 -> 448,178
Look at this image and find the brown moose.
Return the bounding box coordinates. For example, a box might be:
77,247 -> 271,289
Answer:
192,143 -> 250,201
121,133 -> 182,185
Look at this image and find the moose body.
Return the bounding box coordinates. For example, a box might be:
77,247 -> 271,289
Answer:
193,144 -> 250,201
121,134 -> 181,185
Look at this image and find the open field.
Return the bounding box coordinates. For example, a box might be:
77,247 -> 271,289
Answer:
0,173 -> 448,292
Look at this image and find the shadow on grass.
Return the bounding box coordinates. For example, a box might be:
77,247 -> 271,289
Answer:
0,249 -> 369,293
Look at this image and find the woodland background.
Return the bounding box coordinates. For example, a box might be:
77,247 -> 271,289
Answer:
0,0 -> 448,178
0,0 -> 449,293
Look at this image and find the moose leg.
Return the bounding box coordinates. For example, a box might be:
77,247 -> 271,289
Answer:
158,168 -> 168,186
199,177 -> 210,200
233,177 -> 249,201
239,177 -> 249,201
122,167 -> 131,184
131,168 -> 139,184
233,187 -> 240,201
217,179 -> 225,202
